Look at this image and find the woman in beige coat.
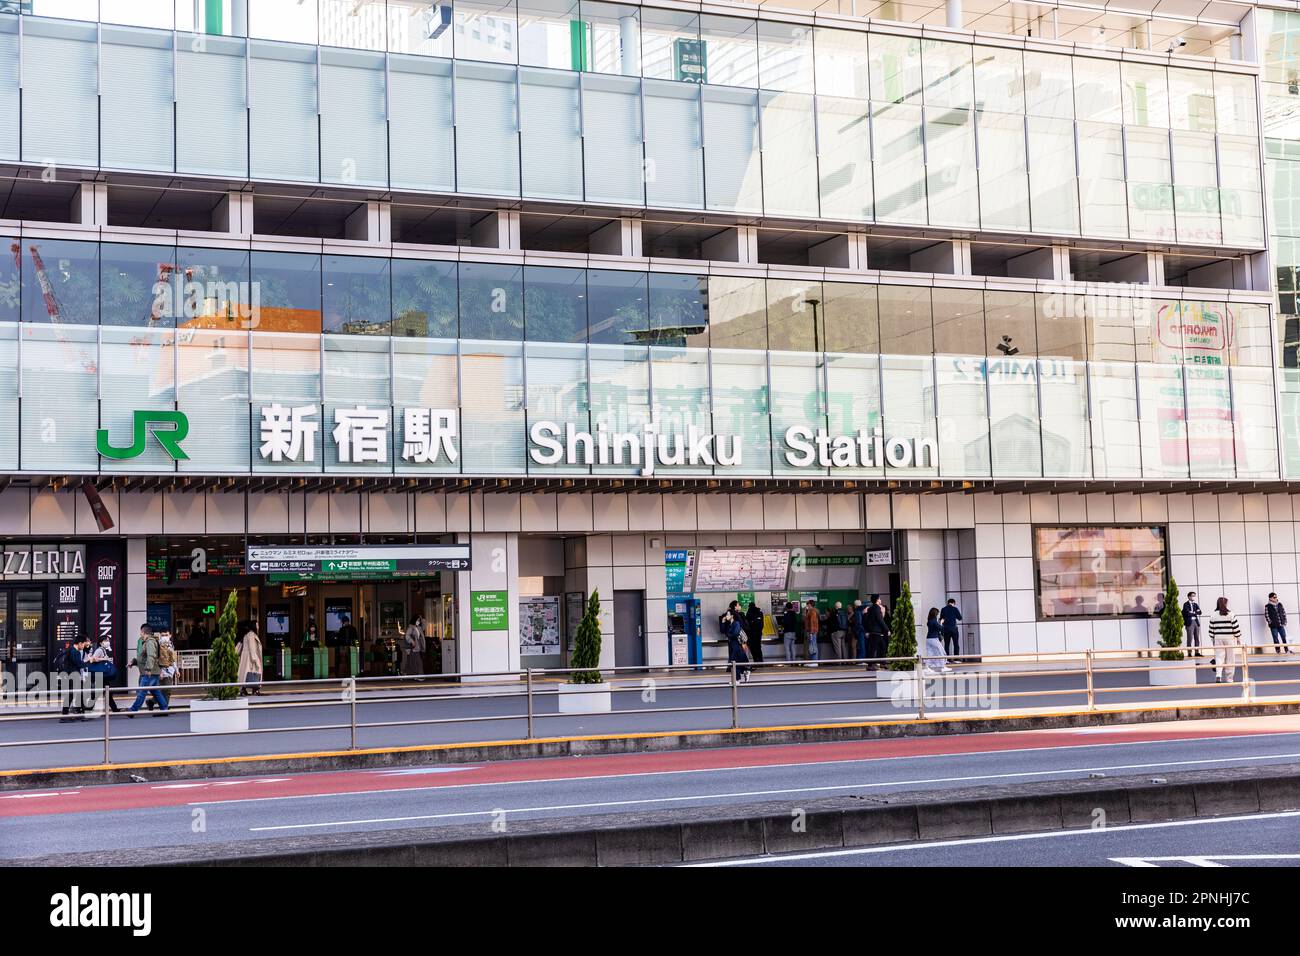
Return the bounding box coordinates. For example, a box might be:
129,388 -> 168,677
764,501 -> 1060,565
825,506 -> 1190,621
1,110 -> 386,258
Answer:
236,623 -> 264,696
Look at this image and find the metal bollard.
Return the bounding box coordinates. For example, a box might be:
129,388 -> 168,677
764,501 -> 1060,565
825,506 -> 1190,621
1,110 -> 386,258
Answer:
526,668 -> 534,739
914,657 -> 926,719
348,677 -> 357,750
103,687 -> 111,765
1240,644 -> 1251,701
730,662 -> 739,729
1085,649 -> 1095,712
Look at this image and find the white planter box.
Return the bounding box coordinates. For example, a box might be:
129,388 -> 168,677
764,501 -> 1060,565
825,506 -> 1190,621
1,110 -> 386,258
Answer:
875,670 -> 921,702
189,697 -> 250,734
1148,660 -> 1199,687
557,681 -> 613,714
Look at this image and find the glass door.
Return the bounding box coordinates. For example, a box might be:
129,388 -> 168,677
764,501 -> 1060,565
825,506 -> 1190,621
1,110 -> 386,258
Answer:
0,592 -> 11,663
14,589 -> 46,663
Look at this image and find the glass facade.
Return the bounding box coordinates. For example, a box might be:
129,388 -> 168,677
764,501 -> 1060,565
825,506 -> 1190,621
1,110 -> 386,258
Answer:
0,10 -> 1266,246
1034,526 -> 1168,620
0,236 -> 1279,480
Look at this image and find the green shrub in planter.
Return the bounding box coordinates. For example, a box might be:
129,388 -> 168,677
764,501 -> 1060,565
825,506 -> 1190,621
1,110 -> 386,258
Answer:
1158,577 -> 1185,662
570,590 -> 604,684
207,591 -> 241,701
887,582 -> 918,671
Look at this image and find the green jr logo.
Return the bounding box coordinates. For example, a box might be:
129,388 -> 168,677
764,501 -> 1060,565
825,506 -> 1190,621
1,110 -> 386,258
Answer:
95,410 -> 191,461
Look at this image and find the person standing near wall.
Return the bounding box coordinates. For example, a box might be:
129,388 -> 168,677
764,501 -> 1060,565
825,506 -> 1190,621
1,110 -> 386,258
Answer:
865,595 -> 888,671
829,602 -> 848,662
939,598 -> 962,661
1208,597 -> 1243,683
851,599 -> 866,660
1182,591 -> 1203,658
744,601 -> 765,665
781,601 -> 799,664
802,599 -> 821,667
1265,593 -> 1291,654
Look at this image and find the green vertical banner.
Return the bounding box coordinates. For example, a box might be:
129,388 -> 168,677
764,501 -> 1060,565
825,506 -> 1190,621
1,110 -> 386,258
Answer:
471,591 -> 510,631
570,20 -> 589,72
204,0 -> 224,35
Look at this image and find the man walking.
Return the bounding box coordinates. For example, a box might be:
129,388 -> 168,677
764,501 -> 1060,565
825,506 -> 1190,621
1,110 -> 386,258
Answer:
127,624 -> 168,716
1182,591 -> 1203,657
851,599 -> 866,660
829,601 -> 849,662
865,594 -> 889,670
939,598 -> 962,660
1265,593 -> 1290,654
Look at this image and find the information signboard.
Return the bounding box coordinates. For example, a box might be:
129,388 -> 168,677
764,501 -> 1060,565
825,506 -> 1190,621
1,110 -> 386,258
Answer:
247,545 -> 471,577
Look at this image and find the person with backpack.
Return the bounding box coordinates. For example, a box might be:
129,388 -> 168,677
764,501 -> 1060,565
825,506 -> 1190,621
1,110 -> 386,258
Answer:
801,599 -> 821,666
829,602 -> 849,662
57,636 -> 91,723
780,601 -> 800,664
743,601 -> 765,665
157,633 -> 178,708
720,600 -> 751,682
127,624 -> 168,715
85,635 -> 121,713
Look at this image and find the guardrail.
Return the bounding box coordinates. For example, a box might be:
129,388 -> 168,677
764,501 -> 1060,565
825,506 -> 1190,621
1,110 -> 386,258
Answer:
2,644 -> 1298,767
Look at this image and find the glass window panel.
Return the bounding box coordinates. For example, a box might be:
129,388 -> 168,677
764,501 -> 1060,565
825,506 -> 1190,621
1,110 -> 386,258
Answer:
175,0 -> 248,34
648,272 -> 707,347
977,110 -> 1029,231
581,1 -> 640,77
1184,363 -> 1234,478
20,323 -> 98,471
1085,295 -> 1136,362
1026,116 -> 1079,235
101,26 -> 173,173
709,349 -> 769,475
1215,72 -> 1257,137
177,328 -> 250,474
760,90 -> 819,217
392,257 -> 458,338
103,0 -> 173,28
1077,121 -> 1128,238
389,54 -> 455,192
1039,359 -> 1090,477
1138,363 -> 1189,478
1073,58 -> 1122,123
1282,369 -> 1300,477
872,102 -> 926,224
825,352 -> 883,477
250,41 -> 319,183
524,265 -> 586,343
766,278 -> 821,352
582,73 -> 644,205
252,251 -> 321,334
176,34 -> 248,178
879,285 -> 932,355
320,0 -> 385,50
816,95 -> 872,222
1220,135 -> 1266,247
517,0 -> 577,69
98,328 -> 177,474
988,356 -> 1040,477
1122,62 -> 1170,128
251,332 -> 323,473
520,67 -> 583,200
926,107 -> 979,227
707,275 -> 766,351
702,85 -> 762,213
770,351 -> 825,475
1145,297 -> 1183,364
0,234 -> 17,323
639,7 -> 698,83
21,18 -> 98,168
320,48 -> 388,187
931,287 -> 984,356
323,333 -> 391,472
387,0 -> 454,58
455,60 -> 521,197
1233,303 -> 1272,367
984,290 -> 1036,356
974,46 -> 1022,114
0,322 -> 14,469
823,281 -> 878,354
644,78 -> 704,208
455,0 -> 518,65
1023,50 -> 1073,118
0,19 -> 17,161
757,19 -> 813,94
921,39 -> 972,110
1169,68 -> 1216,132
586,269 -> 646,346
869,33 -> 922,105
176,246 -> 252,331
700,14 -> 757,89
525,341 -> 588,474
651,346 -> 712,475
1232,366 -> 1279,478
880,355 -> 937,477
101,242 -> 177,328
1126,126 -> 1175,241
251,0 -> 318,43
1172,129 -> 1221,244
588,342 -> 648,472
20,238 -> 97,325
459,261 -> 523,340
813,27 -> 869,101
460,341 -> 525,472
1089,361 -> 1142,477
323,255 -> 390,335
393,337 -> 460,473
935,353 -> 989,476
1036,292 -> 1086,361
1034,527 -> 1167,619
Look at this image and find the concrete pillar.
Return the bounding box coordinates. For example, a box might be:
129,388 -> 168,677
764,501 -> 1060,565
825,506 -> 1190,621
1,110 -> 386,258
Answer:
343,201 -> 392,245
1052,245 -> 1072,281
809,234 -> 868,270
702,225 -> 760,264
1239,7 -> 1258,63
619,15 -> 641,76
71,182 -> 108,226
945,0 -> 962,29
470,210 -> 522,250
454,532 -> 522,678
212,191 -> 254,236
590,218 -> 643,258
126,538 -> 147,687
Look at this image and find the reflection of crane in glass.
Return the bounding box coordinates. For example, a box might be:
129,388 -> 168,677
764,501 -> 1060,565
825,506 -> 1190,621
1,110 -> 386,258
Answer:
13,240 -> 97,373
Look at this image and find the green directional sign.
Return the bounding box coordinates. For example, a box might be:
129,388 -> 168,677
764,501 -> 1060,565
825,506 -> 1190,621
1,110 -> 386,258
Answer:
96,410 -> 190,461
248,545 -> 471,579
471,591 -> 509,631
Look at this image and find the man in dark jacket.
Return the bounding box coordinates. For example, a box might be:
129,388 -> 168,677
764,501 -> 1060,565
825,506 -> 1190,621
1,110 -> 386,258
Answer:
851,600 -> 867,660
721,601 -> 751,681
939,598 -> 963,659
744,602 -> 765,664
1265,593 -> 1291,654
865,595 -> 888,670
58,636 -> 91,722
1181,591 -> 1203,657
781,601 -> 800,663
829,602 -> 849,662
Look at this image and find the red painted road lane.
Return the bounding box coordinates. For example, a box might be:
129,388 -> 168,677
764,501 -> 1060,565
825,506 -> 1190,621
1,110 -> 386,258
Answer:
3,719 -> 1297,819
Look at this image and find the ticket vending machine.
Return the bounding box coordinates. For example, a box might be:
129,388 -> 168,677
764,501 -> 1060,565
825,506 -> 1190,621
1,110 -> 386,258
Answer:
666,597 -> 703,666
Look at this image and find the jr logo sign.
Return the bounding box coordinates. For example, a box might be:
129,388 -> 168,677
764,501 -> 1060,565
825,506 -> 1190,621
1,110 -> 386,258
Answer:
95,411 -> 190,461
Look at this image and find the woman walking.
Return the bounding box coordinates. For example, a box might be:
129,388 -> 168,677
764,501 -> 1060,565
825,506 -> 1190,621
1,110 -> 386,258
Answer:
1207,597 -> 1243,684
236,621 -> 264,695
923,607 -> 952,675
403,614 -> 426,676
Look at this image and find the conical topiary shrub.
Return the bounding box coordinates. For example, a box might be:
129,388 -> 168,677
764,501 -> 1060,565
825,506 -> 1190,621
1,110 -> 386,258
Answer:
570,589 -> 604,684
887,582 -> 918,671
1158,577 -> 1185,662
207,591 -> 241,700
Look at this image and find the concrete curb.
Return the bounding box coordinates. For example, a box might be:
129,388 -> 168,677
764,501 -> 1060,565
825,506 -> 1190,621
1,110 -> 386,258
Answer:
2,697 -> 1297,791
10,762 -> 1300,867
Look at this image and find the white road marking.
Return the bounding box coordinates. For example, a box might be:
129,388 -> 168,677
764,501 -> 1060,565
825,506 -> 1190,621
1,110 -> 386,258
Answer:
685,810 -> 1300,866
373,767 -> 480,776
1112,853 -> 1300,867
